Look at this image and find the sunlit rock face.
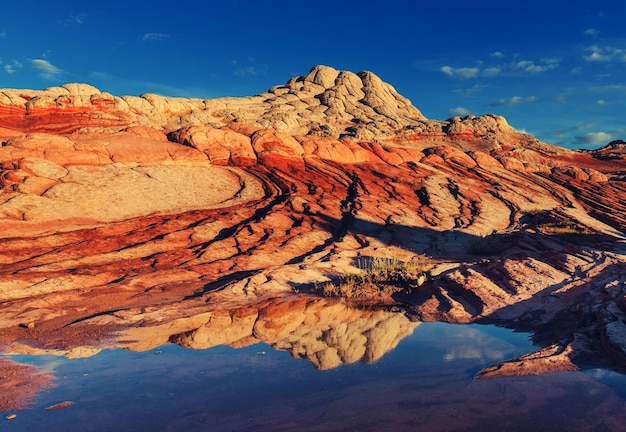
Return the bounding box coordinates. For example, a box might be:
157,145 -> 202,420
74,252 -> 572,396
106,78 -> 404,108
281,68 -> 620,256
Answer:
1,66 -> 626,377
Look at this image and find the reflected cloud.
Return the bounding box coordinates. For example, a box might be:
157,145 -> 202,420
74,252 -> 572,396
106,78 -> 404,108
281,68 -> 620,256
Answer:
442,327 -> 512,363
444,346 -> 506,362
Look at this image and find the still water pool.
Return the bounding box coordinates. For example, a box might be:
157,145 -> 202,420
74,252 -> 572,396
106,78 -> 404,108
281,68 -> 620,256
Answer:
4,322 -> 626,431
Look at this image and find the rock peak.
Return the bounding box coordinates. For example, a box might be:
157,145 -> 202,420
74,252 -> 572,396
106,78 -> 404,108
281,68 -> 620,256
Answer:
257,64 -> 425,139
303,65 -> 340,88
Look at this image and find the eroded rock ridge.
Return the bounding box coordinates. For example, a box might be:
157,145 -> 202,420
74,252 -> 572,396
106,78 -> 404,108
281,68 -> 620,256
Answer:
1,66 -> 626,380
1,65 -> 532,147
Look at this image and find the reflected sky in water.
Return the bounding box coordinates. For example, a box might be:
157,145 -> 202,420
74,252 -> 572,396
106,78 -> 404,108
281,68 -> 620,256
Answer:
4,322 -> 626,431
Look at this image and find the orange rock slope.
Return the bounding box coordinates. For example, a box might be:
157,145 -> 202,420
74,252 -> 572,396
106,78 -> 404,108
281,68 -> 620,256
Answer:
1,65 -> 626,379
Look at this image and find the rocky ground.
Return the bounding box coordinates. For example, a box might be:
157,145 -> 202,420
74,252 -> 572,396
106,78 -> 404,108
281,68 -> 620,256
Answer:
1,65 -> 626,409
0,357 -> 53,413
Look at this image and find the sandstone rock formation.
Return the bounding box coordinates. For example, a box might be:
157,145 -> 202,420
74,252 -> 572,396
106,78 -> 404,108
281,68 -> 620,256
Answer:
1,66 -> 626,386
0,65 -> 533,147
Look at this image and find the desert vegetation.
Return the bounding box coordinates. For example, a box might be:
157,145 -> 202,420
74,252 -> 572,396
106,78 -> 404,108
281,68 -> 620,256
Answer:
318,256 -> 433,301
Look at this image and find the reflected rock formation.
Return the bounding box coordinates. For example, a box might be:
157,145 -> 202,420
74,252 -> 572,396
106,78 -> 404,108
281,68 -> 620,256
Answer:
169,297 -> 418,370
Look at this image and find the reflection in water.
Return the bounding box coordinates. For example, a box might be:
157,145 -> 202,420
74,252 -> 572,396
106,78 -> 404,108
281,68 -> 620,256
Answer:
5,296 -> 626,431
4,320 -> 626,432
3,296 -> 419,414
442,327 -> 517,363
8,297 -> 418,372
5,314 -> 626,432
167,297 -> 419,370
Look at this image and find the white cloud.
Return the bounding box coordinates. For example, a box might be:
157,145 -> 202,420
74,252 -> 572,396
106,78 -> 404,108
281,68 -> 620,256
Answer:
233,66 -> 258,77
584,28 -> 599,37
452,83 -> 488,97
142,33 -> 169,41
596,99 -> 607,105
441,56 -> 558,80
542,57 -> 561,64
489,95 -> 538,107
481,67 -> 501,77
66,13 -> 86,24
590,83 -> 626,92
230,58 -> 267,78
89,71 -> 114,81
4,60 -> 22,74
584,45 -> 626,62
574,131 -> 612,145
440,66 -> 479,79
88,71 -> 216,98
31,59 -> 63,79
510,59 -> 559,74
543,123 -> 596,145
585,46 -> 610,62
448,107 -> 473,117
0,30 -> 6,39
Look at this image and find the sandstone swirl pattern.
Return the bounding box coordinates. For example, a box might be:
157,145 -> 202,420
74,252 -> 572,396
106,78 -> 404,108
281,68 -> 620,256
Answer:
1,65 -> 626,377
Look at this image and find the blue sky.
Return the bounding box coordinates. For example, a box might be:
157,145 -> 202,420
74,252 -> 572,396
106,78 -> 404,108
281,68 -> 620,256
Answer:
1,1 -> 624,149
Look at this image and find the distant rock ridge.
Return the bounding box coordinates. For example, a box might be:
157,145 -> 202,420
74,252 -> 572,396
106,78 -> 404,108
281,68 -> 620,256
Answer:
0,65 -> 533,148
589,139 -> 626,161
